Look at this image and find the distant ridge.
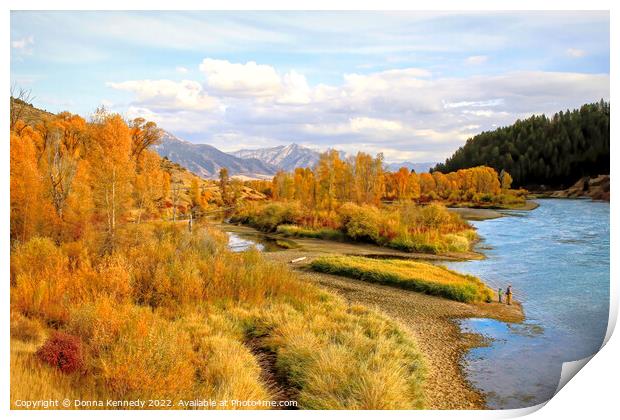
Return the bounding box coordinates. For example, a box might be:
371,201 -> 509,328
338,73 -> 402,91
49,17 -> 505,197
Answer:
385,161 -> 438,173
154,133 -> 440,179
232,143 -> 321,172
152,131 -> 277,179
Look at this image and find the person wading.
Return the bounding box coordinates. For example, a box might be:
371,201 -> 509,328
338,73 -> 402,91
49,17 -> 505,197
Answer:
498,288 -> 503,303
506,285 -> 512,305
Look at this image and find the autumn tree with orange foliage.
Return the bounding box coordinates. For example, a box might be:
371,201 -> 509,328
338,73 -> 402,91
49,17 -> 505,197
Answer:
10,108 -> 169,248
270,151 -> 521,211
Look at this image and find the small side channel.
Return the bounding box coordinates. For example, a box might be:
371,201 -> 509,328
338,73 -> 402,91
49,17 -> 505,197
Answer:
226,231 -> 298,253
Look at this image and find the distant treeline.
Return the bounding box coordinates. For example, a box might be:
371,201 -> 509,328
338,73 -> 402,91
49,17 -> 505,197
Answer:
434,100 -> 610,187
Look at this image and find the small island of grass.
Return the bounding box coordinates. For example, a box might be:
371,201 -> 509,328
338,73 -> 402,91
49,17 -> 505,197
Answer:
309,256 -> 494,303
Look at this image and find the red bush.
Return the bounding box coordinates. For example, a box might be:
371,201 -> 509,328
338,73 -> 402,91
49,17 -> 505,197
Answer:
36,331 -> 84,373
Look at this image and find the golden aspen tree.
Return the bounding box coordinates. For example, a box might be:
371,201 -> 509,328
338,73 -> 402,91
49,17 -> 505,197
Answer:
10,130 -> 48,242
393,167 -> 411,200
316,150 -> 340,211
500,169 -> 513,190
419,173 -> 436,196
134,151 -> 167,223
408,171 -> 421,200
431,171 -> 451,199
88,114 -> 134,248
129,117 -> 162,164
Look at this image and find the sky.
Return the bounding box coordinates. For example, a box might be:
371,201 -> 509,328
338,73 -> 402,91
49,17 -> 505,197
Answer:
10,11 -> 610,163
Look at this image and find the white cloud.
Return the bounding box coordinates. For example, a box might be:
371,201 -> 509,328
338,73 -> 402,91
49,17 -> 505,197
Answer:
444,99 -> 504,109
125,106 -> 219,134
197,58 -> 315,106
350,117 -> 403,132
107,79 -> 218,111
109,59 -> 610,162
566,48 -> 586,58
412,128 -> 474,143
463,124 -> 481,131
176,66 -> 189,74
344,68 -> 431,93
462,110 -> 510,118
199,58 -> 282,97
465,55 -> 488,65
278,71 -> 312,104
11,35 -> 35,54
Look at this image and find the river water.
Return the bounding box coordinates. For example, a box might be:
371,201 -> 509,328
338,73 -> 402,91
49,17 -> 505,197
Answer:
444,199 -> 610,409
226,231 -> 293,252
224,199 -> 610,409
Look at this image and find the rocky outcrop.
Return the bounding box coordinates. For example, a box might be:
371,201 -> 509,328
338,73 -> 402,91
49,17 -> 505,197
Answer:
550,175 -> 610,201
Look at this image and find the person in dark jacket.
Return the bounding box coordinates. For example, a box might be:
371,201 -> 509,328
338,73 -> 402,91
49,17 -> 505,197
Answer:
506,285 -> 512,305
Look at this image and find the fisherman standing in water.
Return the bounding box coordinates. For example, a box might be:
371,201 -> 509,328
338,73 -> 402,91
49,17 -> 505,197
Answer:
506,285 -> 512,305
498,288 -> 503,303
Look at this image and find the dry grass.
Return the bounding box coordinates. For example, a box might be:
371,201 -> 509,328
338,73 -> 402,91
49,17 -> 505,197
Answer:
10,312 -> 43,343
10,339 -> 101,409
10,222 -> 427,409
255,302 -> 425,409
310,256 -> 493,303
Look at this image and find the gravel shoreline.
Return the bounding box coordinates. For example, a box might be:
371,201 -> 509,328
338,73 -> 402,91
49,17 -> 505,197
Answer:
293,268 -> 522,409
260,245 -> 524,409
220,223 -> 525,409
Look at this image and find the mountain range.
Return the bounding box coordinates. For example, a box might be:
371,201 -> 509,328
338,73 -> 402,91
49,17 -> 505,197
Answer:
153,132 -> 276,179
153,131 -> 436,179
232,143 -> 320,172
385,161 -> 438,173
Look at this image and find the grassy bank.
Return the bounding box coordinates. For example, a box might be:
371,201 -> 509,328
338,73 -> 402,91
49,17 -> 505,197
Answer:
276,224 -> 346,241
310,256 -> 493,303
231,201 -> 479,255
11,223 -> 425,409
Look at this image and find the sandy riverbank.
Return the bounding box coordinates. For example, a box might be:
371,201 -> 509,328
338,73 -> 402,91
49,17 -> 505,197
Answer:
219,222 -> 524,409
448,200 -> 539,221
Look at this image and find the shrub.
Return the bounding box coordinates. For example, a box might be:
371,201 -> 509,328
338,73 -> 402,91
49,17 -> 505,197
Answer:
67,298 -> 129,355
11,237 -> 67,282
233,200 -> 474,255
11,338 -> 98,408
36,331 -> 84,374
93,307 -> 196,400
88,254 -> 133,303
338,203 -> 382,243
231,202 -> 302,232
11,238 -> 75,324
126,225 -> 212,308
387,237 -> 440,254
442,233 -> 470,253
413,203 -> 463,232
62,240 -> 92,271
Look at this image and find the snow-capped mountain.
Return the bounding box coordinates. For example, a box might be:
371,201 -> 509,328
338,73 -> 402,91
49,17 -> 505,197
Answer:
232,143 -> 321,172
152,131 -> 277,179
153,132 -> 437,179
